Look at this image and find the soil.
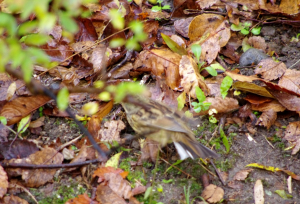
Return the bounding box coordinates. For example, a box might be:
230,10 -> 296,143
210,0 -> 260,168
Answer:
12,25 -> 300,204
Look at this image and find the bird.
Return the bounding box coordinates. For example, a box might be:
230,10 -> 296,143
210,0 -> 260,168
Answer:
121,96 -> 219,160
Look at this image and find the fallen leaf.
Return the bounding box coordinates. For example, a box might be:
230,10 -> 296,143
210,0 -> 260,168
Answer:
278,69 -> 300,95
7,147 -> 63,187
0,139 -> 39,160
255,58 -> 287,81
65,193 -> 99,204
104,173 -> 133,199
248,36 -> 267,51
256,109 -> 277,129
100,120 -> 126,143
179,55 -> 209,98
0,95 -> 51,125
254,180 -> 264,204
0,165 -> 8,198
1,195 -> 29,204
96,185 -> 127,204
233,169 -> 253,181
201,184 -> 224,203
93,166 -> 126,182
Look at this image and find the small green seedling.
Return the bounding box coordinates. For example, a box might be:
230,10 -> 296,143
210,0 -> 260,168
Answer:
191,87 -> 211,113
220,76 -> 233,99
231,22 -> 261,35
191,44 -> 225,76
151,0 -> 171,12
290,33 -> 300,42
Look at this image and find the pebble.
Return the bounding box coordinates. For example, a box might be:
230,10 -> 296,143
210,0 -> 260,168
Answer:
239,48 -> 269,66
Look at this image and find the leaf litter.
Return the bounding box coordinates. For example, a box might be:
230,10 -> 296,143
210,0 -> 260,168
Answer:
1,0 -> 300,203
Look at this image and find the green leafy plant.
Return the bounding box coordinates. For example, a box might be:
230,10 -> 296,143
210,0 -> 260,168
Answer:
220,76 -> 233,99
151,0 -> 171,12
191,44 -> 225,76
231,22 -> 261,35
290,33 -> 300,42
191,87 -> 211,113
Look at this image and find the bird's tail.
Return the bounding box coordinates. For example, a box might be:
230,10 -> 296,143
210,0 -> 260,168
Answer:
173,135 -> 219,160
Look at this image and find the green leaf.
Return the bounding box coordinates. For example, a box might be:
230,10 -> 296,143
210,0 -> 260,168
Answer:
39,13 -> 56,32
151,5 -> 162,12
230,23 -> 243,31
162,179 -> 173,184
193,105 -> 202,113
110,38 -> 125,48
243,22 -> 251,28
58,12 -> 78,33
177,92 -> 186,111
275,190 -> 293,199
204,66 -> 218,76
109,9 -> 125,30
220,127 -> 230,153
0,116 -> 7,126
134,32 -> 147,42
125,38 -> 140,50
18,21 -> 38,35
114,82 -> 145,102
0,13 -> 17,36
165,160 -> 183,173
144,187 -> 152,199
27,47 -> 50,65
242,37 -> 252,52
195,86 -> 206,102
161,33 -> 187,55
241,28 -> 249,35
157,184 -> 163,192
98,91 -> 111,101
18,115 -> 31,133
251,27 -> 261,35
210,63 -> 225,71
209,115 -> 218,123
21,57 -> 33,82
105,151 -> 122,168
191,44 -> 202,62
129,20 -> 144,34
220,76 -> 233,99
57,87 -> 69,111
162,5 -> 171,10
23,34 -> 50,46
202,102 -> 211,111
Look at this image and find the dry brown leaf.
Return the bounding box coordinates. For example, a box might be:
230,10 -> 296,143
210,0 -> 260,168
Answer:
205,75 -> 224,97
201,184 -> 224,203
232,81 -> 273,98
251,100 -> 285,112
174,17 -> 193,38
0,165 -> 8,198
7,147 -> 63,187
197,0 -> 221,9
138,138 -> 160,164
96,185 -> 127,204
255,58 -> 287,81
267,87 -> 300,112
105,173 -> 133,199
197,97 -> 239,115
93,166 -> 125,182
284,121 -> 300,155
65,193 -> 98,204
233,169 -> 253,181
134,49 -> 181,90
278,69 -> 300,95
179,55 -> 209,98
254,180 -> 264,204
227,180 -> 244,189
256,109 -> 277,129
0,95 -> 51,126
99,120 -> 126,143
188,14 -> 224,41
248,36 -> 267,51
29,116 -> 45,128
226,71 -> 259,82
244,94 -> 273,105
1,195 -> 29,204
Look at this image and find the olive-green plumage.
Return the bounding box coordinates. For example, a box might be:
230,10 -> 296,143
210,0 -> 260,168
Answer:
122,97 -> 219,160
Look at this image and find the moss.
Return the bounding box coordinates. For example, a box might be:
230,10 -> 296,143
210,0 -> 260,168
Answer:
30,181 -> 87,204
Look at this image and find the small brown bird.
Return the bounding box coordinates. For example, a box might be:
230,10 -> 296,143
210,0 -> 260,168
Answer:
122,96 -> 219,160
